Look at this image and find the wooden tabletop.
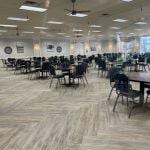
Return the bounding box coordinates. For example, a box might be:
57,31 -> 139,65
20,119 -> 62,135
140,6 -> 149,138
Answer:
125,72 -> 150,83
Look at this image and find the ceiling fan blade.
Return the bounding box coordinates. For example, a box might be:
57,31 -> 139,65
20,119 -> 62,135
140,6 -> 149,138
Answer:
76,10 -> 91,13
64,9 -> 72,12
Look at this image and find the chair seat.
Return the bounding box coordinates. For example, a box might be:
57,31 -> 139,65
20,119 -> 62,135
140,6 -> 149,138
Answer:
53,74 -> 64,78
120,90 -> 141,98
147,90 -> 150,95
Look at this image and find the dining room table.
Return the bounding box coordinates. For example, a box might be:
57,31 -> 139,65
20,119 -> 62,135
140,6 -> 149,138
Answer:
125,72 -> 150,106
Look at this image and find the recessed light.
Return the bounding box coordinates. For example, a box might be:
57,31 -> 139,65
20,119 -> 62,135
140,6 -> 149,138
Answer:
73,29 -> 83,32
122,0 -> 133,2
34,26 -> 48,30
22,31 -> 34,34
97,34 -> 104,36
8,17 -> 29,21
135,28 -> 143,31
65,36 -> 71,38
67,13 -> 88,17
129,33 -> 135,34
56,33 -> 66,35
75,33 -> 83,36
0,30 -> 7,32
20,5 -> 47,12
0,24 -> 17,28
92,30 -> 101,33
47,21 -> 64,24
135,22 -> 147,25
113,19 -> 128,22
111,27 -> 120,30
89,25 -> 101,28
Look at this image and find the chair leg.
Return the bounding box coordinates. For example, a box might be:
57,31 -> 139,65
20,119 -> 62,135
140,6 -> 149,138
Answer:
82,77 -> 85,87
128,98 -> 134,118
113,94 -> 120,112
50,78 -> 53,87
145,94 -> 149,103
84,75 -> 88,84
127,97 -> 129,107
122,96 -> 124,105
56,79 -> 59,88
107,87 -> 114,101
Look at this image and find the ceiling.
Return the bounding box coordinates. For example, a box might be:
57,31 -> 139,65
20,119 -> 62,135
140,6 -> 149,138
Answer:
0,0 -> 150,41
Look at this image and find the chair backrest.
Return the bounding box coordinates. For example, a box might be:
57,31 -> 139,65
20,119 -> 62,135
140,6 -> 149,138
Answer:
49,65 -> 56,76
34,60 -> 41,68
114,73 -> 129,92
108,67 -> 120,83
42,62 -> 50,71
75,64 -> 84,76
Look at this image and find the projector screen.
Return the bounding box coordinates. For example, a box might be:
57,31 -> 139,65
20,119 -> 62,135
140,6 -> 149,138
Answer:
140,36 -> 150,53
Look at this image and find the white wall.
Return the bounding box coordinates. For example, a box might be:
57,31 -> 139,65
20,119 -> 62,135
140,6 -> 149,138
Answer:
0,39 -> 34,58
0,38 -> 118,59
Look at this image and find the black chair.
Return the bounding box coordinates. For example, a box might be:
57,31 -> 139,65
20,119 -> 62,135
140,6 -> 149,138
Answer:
113,73 -> 141,118
28,60 -> 41,80
107,67 -> 120,100
70,64 -> 85,87
40,62 -> 50,78
49,65 -> 66,88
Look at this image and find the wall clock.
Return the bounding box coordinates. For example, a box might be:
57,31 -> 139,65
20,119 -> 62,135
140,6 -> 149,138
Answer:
56,46 -> 62,53
4,46 -> 12,54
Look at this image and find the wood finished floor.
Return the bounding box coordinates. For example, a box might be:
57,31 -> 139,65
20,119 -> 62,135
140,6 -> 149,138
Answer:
0,65 -> 150,150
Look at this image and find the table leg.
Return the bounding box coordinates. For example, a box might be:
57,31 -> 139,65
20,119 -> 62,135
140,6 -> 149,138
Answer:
140,82 -> 145,105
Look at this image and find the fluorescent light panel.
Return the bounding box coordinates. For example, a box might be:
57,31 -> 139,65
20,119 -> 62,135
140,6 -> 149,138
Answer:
34,26 -> 48,29
111,27 -> 120,29
47,21 -> 64,24
122,0 -> 133,2
0,24 -> 17,28
67,13 -> 87,17
8,17 -> 29,21
113,19 -> 128,22
135,22 -> 147,25
22,31 -> 34,34
20,5 -> 47,12
92,30 -> 101,33
89,25 -> 101,28
56,33 -> 66,35
73,29 -> 83,32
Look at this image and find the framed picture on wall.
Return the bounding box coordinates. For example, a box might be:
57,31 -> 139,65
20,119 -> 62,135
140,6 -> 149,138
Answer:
47,43 -> 54,52
91,46 -> 96,51
16,42 -> 24,53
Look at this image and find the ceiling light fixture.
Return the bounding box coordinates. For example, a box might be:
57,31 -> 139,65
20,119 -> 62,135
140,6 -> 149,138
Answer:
89,25 -> 101,28
8,17 -> 29,21
56,33 -> 66,35
92,30 -> 101,33
22,31 -> 34,34
20,5 -> 47,12
122,0 -> 133,2
73,29 -> 83,32
113,19 -> 128,22
67,13 -> 88,17
0,24 -> 17,28
47,21 -> 64,24
135,22 -> 147,25
111,27 -> 120,30
34,26 -> 48,30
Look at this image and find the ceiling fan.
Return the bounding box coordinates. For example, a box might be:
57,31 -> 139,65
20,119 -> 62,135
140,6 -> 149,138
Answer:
65,0 -> 91,16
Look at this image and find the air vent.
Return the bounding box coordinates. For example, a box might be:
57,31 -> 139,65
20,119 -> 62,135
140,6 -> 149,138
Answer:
23,0 -> 38,5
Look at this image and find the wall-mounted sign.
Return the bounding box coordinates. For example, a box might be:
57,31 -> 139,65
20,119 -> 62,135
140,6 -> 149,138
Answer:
4,46 -> 12,54
16,42 -> 24,53
56,46 -> 62,53
47,44 -> 54,52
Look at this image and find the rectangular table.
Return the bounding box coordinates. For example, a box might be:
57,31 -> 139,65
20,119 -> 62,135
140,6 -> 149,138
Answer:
125,72 -> 150,105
